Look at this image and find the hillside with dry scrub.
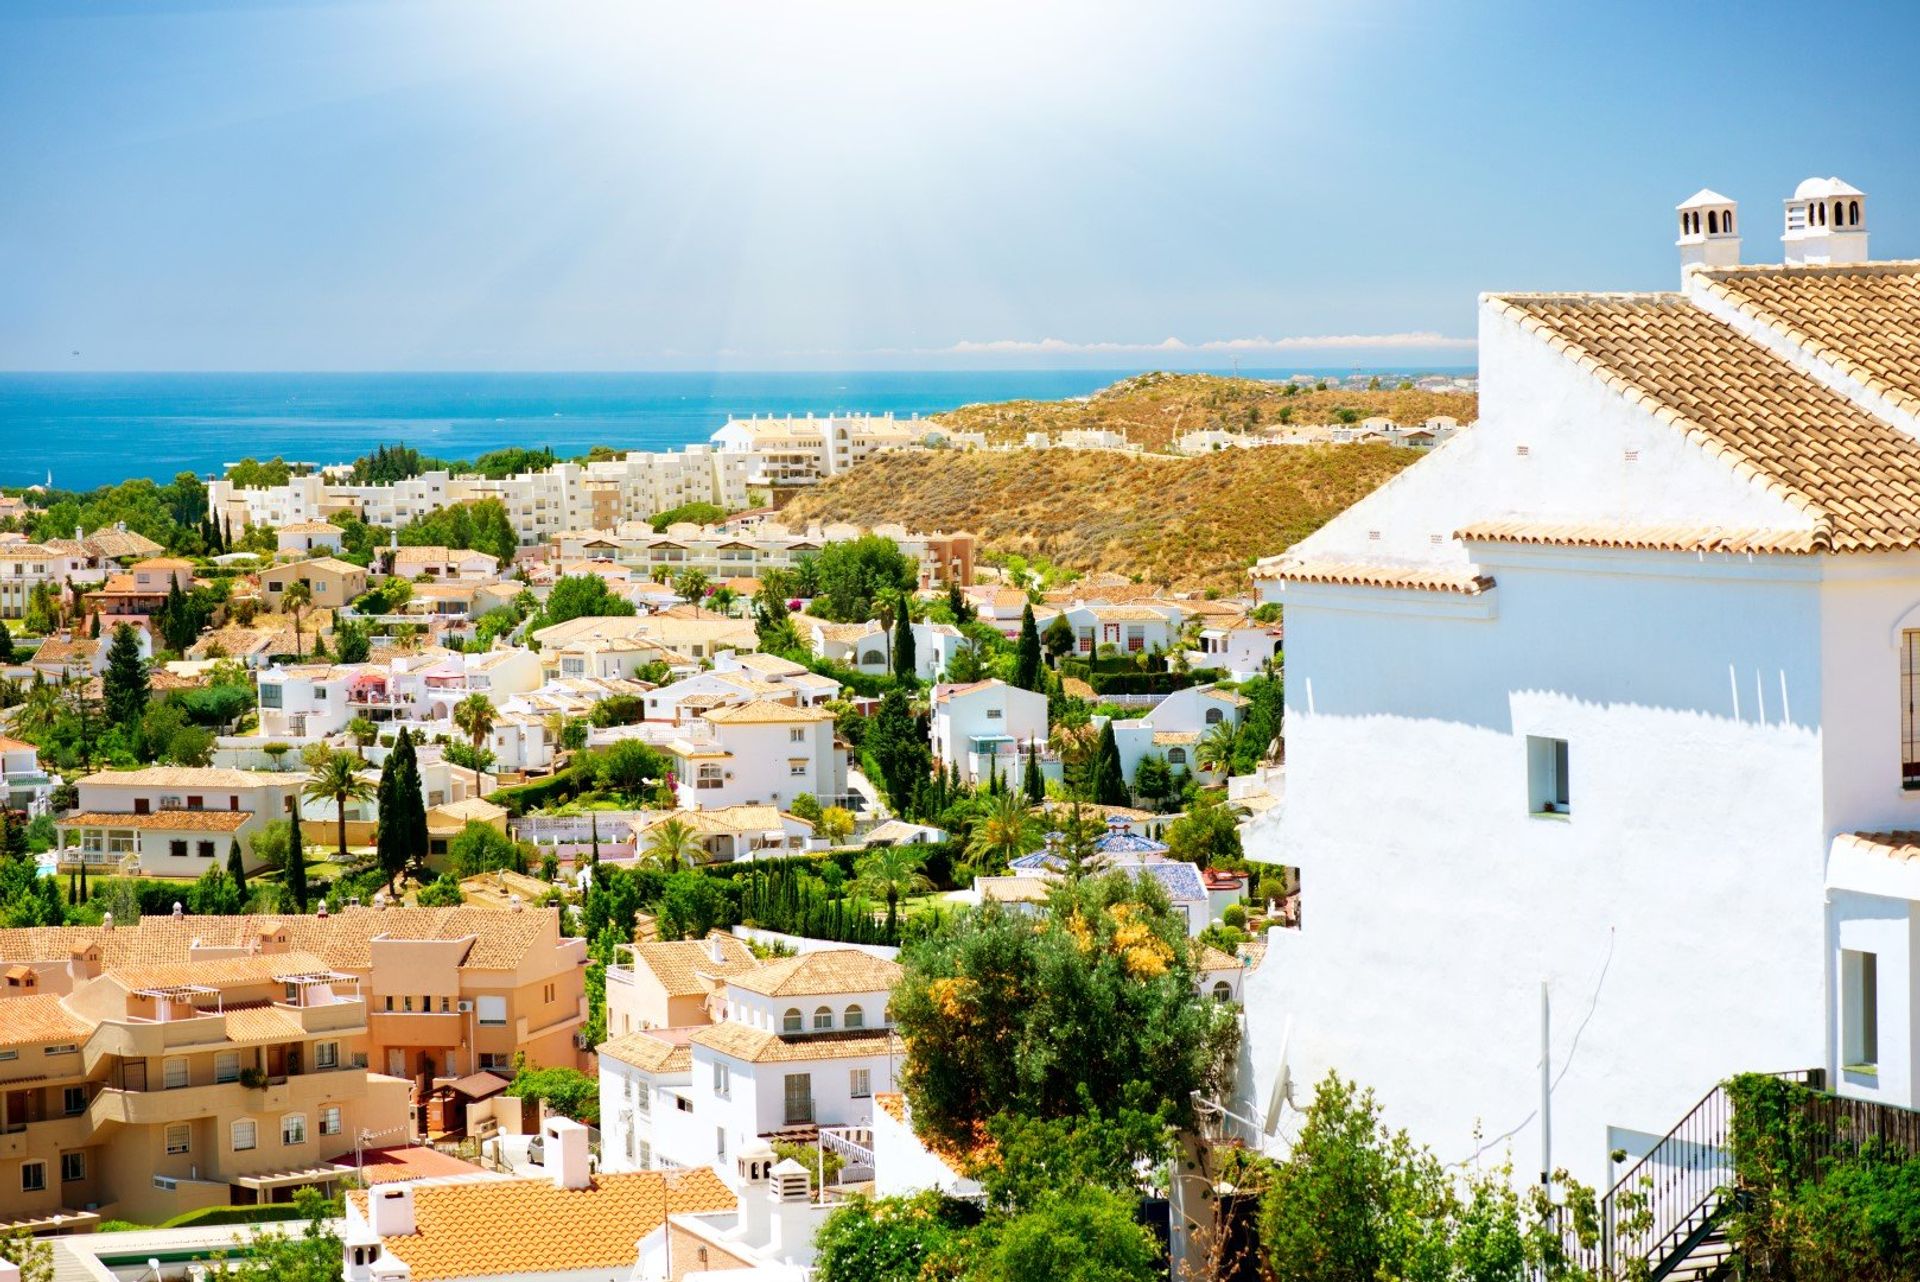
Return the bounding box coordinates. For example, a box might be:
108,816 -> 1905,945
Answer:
778,443 -> 1422,591
937,371 -> 1477,453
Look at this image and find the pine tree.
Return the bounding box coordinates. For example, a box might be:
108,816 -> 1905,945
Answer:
1024,742 -> 1045,804
1013,603 -> 1043,691
284,798 -> 309,912
891,592 -> 916,683
228,838 -> 248,896
1092,721 -> 1129,807
102,623 -> 149,727
946,580 -> 973,625
88,611 -> 101,639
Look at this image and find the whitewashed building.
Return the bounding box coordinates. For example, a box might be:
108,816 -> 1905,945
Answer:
1241,178 -> 1920,1197
929,679 -> 1050,785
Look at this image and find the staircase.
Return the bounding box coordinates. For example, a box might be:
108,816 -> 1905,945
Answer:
1577,1070 -> 1825,1282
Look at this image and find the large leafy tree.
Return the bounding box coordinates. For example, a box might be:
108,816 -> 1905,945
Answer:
890,872 -> 1238,1152
532,574 -> 636,633
1165,789 -> 1243,868
396,497 -> 517,565
101,623 -> 149,728
812,535 -> 918,623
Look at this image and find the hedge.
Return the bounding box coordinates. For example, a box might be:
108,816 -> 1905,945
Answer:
1087,670 -> 1224,696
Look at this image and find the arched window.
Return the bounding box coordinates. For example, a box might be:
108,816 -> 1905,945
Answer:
813,1006 -> 833,1031
844,1004 -> 865,1029
1817,202 -> 1826,226
1204,708 -> 1224,725
782,1007 -> 802,1033
1707,210 -> 1718,234
1724,210 -> 1734,234
1212,981 -> 1233,1002
1850,200 -> 1860,225
1167,747 -> 1187,766
1834,201 -> 1845,227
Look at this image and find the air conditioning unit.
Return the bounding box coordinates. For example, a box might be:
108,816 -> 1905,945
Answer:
456,1000 -> 474,1014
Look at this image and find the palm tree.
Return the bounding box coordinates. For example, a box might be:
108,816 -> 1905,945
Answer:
1196,720 -> 1240,776
708,586 -> 738,618
965,791 -> 1042,869
641,818 -> 704,871
346,716 -> 378,759
452,692 -> 496,752
14,677 -> 61,738
303,748 -> 376,861
281,579 -> 312,658
853,844 -> 932,924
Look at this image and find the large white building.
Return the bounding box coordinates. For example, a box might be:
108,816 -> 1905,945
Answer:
1240,178 -> 1920,1202
208,446 -> 759,548
708,413 -> 926,486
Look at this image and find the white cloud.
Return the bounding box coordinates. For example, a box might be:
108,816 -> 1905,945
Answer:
944,332 -> 1476,355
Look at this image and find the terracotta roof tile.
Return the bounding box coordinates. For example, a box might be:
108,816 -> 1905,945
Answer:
55,810 -> 253,832
726,950 -> 902,998
596,1030 -> 692,1074
1253,560 -> 1495,595
1485,288 -> 1920,554
0,995 -> 90,1046
349,1168 -> 734,1280
625,934 -> 759,998
689,1022 -> 903,1064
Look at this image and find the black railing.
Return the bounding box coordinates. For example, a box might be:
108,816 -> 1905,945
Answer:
1578,1069 -> 1824,1280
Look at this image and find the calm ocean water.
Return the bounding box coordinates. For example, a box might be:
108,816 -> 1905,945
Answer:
0,369 -> 1457,491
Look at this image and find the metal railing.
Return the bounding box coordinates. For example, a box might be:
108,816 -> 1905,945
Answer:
1578,1069 -> 1824,1280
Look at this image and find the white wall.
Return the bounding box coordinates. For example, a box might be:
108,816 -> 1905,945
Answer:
1242,545 -> 1831,1188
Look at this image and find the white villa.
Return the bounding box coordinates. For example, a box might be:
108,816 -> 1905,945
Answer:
1240,178 -> 1920,1200
929,679 -> 1050,786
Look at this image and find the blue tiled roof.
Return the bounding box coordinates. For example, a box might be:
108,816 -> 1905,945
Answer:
1093,830 -> 1169,856
1010,850 -> 1067,873
1108,858 -> 1206,903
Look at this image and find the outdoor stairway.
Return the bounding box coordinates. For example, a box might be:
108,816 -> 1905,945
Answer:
1574,1070 -> 1826,1282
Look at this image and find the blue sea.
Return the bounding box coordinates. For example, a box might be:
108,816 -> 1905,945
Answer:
0,369 -> 1466,491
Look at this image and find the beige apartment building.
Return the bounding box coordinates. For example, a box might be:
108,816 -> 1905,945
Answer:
0,905 -> 587,1155
0,942 -> 408,1230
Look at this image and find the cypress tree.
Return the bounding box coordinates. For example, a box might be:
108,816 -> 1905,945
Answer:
1024,742 -> 1045,805
1092,721 -> 1129,807
102,623 -> 149,727
1013,603 -> 1042,691
77,855 -> 87,903
0,620 -> 13,663
228,838 -> 248,896
284,797 -> 309,911
891,592 -> 916,683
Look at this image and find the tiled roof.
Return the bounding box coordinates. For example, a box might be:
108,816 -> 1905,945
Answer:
55,810 -> 252,832
76,766 -> 290,789
278,521 -> 343,534
0,907 -> 561,973
1196,943 -> 1244,972
1456,520 -> 1815,555
0,994 -> 90,1046
596,1030 -> 692,1074
348,1168 -> 734,1281
1105,858 -> 1207,903
220,1003 -> 311,1044
111,950 -> 333,991
975,875 -> 1052,903
1695,261 -> 1920,423
1151,730 -> 1200,746
700,700 -> 835,724
626,933 -> 759,998
1486,287 -> 1920,553
1253,559 -> 1495,595
85,528 -> 164,559
690,1022 -> 903,1064
1833,831 -> 1920,862
638,806 -> 793,838
726,949 -> 902,998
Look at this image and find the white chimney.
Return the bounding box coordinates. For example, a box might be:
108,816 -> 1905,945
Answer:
707,934 -> 727,965
368,1185 -> 417,1238
1783,177 -> 1868,265
343,1220 -> 383,1282
767,1157 -> 816,1263
1676,188 -> 1740,281
735,1140 -> 776,1246
545,1116 -> 592,1190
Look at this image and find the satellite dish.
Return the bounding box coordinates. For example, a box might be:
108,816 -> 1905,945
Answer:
1263,1015 -> 1293,1136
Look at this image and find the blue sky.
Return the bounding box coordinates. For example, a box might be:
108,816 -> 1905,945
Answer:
3,0 -> 1916,372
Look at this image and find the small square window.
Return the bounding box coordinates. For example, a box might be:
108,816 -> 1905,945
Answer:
320,1106 -> 342,1137
60,1152 -> 84,1183
21,1161 -> 45,1192
282,1114 -> 307,1146
1526,736 -> 1571,817
165,1124 -> 191,1155
63,1087 -> 86,1115
232,1120 -> 257,1152
850,1068 -> 871,1099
